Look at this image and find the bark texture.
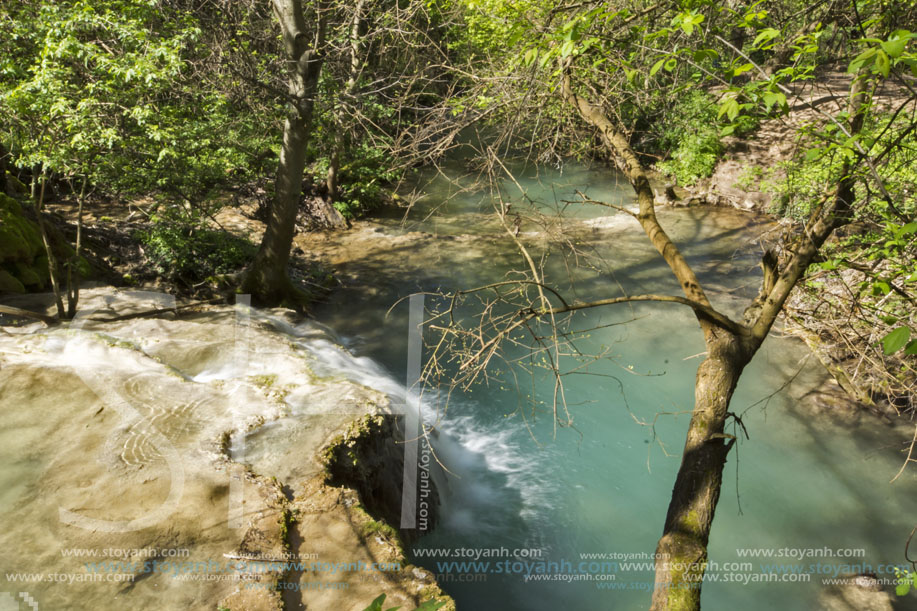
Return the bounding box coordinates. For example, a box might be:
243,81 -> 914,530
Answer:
559,59 -> 869,610
241,0 -> 325,306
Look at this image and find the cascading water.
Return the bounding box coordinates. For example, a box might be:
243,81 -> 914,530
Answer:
0,291 -> 452,610
306,161 -> 917,610
1,159 -> 914,611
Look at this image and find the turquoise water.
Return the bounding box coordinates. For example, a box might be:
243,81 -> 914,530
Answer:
314,161 -> 917,610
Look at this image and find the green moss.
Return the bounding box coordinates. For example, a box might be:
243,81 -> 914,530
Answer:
0,194 -> 43,263
250,374 -> 278,388
14,261 -> 43,287
92,333 -> 141,351
217,430 -> 232,456
4,172 -> 28,195
353,504 -> 398,541
279,508 -> 291,541
0,269 -> 25,293
0,193 -> 23,215
683,509 -> 701,533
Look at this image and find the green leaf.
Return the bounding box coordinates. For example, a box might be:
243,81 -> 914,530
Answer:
733,62 -> 754,76
896,580 -> 911,597
875,49 -> 890,77
872,281 -> 891,296
905,340 -> 917,356
363,594 -> 387,611
881,32 -> 910,58
415,600 -> 448,611
881,327 -> 911,355
538,48 -> 555,68
848,47 -> 877,73
902,56 -> 917,77
664,57 -> 677,72
896,222 -> 917,237
718,98 -> 739,121
762,91 -> 786,112
650,58 -> 665,77
804,147 -> 823,161
753,28 -> 780,48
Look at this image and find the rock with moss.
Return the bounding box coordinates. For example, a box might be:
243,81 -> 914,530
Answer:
3,172 -> 28,196
0,193 -> 42,263
0,193 -> 47,293
0,192 -> 91,293
0,269 -> 25,293
13,260 -> 44,288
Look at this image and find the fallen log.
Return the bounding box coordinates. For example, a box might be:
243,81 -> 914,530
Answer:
88,297 -> 225,323
0,304 -> 59,326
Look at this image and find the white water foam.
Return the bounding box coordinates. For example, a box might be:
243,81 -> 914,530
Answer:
261,315 -> 561,530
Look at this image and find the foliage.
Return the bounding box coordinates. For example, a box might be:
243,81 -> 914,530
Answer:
653,92 -> 724,186
362,593 -> 447,611
882,326 -> 916,355
443,0 -> 546,61
778,100 -> 917,405
895,567 -> 917,597
313,141 -> 401,218
0,0 -> 278,203
362,593 -> 400,611
136,212 -> 255,285
798,216 -> 916,406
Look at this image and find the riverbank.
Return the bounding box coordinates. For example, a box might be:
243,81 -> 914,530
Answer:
649,75 -> 916,417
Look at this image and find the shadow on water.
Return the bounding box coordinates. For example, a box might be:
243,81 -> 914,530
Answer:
306,162 -> 914,611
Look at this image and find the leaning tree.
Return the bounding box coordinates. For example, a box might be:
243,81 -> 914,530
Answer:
421,1 -> 917,608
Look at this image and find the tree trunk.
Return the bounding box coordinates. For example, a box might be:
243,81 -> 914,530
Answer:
326,0 -> 366,201
648,72 -> 869,611
0,142 -> 8,195
650,330 -> 749,610
241,0 -> 325,306
66,174 -> 88,319
558,58 -> 870,610
34,173 -> 65,319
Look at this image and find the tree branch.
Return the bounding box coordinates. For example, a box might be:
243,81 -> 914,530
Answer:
535,294 -> 745,336
559,57 -> 715,317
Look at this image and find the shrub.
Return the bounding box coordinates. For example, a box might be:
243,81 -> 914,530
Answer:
653,90 -> 759,186
137,214 -> 255,285
656,128 -> 723,186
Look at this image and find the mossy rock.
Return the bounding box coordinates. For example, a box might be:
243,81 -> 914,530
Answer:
13,261 -> 44,288
0,269 -> 25,294
0,193 -> 42,263
4,172 -> 28,196
0,193 -> 22,215
0,193 -> 92,291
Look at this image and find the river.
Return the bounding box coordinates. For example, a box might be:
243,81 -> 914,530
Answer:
0,159 -> 914,610
307,159 -> 916,610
